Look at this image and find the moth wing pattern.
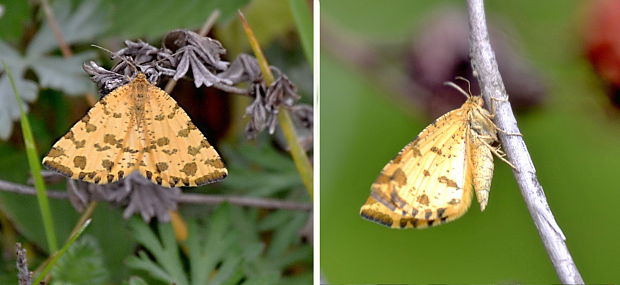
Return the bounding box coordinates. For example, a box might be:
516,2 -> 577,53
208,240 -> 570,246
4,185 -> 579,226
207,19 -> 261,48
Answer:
361,103 -> 484,229
43,73 -> 227,188
42,84 -> 141,184
138,84 -> 227,187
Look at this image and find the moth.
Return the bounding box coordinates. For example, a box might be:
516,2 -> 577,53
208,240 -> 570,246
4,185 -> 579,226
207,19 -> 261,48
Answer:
360,83 -> 513,229
43,73 -> 227,188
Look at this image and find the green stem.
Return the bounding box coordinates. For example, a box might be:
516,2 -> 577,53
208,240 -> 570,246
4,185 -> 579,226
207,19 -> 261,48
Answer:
278,111 -> 313,196
66,201 -> 97,242
32,219 -> 92,284
238,12 -> 314,197
3,63 -> 58,252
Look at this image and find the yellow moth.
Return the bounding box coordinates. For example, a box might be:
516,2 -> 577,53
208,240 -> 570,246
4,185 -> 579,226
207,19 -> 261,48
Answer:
43,73 -> 227,188
360,83 -> 512,229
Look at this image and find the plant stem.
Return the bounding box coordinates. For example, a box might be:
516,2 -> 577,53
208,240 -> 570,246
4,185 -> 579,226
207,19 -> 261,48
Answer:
32,219 -> 92,284
0,178 -> 312,211
4,63 -> 58,253
466,1 -> 583,283
238,11 -> 314,197
66,201 -> 97,243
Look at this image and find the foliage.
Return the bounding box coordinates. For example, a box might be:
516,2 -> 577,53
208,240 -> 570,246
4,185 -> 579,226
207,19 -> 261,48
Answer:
0,0 -> 311,283
50,236 -> 109,285
127,204 -> 311,285
0,0 -> 104,139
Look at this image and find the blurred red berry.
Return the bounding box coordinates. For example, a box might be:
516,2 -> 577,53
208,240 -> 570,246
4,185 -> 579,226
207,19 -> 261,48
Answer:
584,0 -> 620,107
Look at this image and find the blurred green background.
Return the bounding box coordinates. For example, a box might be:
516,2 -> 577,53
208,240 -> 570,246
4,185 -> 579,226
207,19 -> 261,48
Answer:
321,0 -> 620,283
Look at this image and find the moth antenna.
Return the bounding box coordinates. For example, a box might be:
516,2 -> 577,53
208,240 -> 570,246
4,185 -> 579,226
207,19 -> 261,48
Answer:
91,44 -> 115,56
91,44 -> 139,76
454,76 -> 473,95
444,81 -> 470,99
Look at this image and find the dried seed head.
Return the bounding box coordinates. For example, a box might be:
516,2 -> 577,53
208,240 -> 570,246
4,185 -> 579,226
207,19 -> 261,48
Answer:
164,30 -> 231,87
67,172 -> 180,222
244,82 -> 270,139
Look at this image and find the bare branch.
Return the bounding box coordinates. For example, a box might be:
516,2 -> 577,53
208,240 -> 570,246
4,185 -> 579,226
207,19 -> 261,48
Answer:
176,193 -> 312,211
466,0 -> 583,283
0,179 -> 68,199
0,179 -> 311,212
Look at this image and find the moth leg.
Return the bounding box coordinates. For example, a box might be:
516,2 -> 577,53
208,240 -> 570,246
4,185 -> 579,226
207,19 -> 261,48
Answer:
485,98 -> 524,136
477,137 -> 517,170
496,127 -> 522,136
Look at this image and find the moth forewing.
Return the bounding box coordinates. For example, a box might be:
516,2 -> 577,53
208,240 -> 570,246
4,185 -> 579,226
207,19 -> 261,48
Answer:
361,94 -> 504,229
43,73 -> 227,188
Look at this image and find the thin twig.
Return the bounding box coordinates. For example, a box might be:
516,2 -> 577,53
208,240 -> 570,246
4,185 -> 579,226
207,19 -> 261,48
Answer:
39,0 -> 72,58
466,1 -> 583,283
177,193 -> 312,211
39,0 -> 96,106
0,179 -> 311,211
198,9 -> 221,36
0,179 -> 68,199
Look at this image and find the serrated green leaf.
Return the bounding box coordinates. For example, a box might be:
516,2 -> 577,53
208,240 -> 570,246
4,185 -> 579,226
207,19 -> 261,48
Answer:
221,141 -> 302,197
266,212 -> 306,258
189,204 -> 236,285
27,0 -> 107,56
0,0 -> 101,140
129,219 -> 188,285
126,252 -> 174,283
0,72 -> 37,139
50,236 -> 109,285
30,52 -> 96,95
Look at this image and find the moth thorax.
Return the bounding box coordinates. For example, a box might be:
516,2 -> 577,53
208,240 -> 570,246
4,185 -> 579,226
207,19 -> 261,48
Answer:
468,110 -> 497,142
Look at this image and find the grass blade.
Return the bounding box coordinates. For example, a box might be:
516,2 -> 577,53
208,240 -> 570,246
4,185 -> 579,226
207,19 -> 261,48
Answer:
3,62 -> 58,252
32,219 -> 92,284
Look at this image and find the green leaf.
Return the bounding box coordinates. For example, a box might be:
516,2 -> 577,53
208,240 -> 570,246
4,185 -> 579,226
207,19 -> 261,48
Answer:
127,218 -> 188,285
0,47 -> 38,139
125,276 -> 149,285
105,0 -> 250,39
0,0 -> 102,140
266,211 -> 306,258
34,219 -> 93,284
50,235 -> 109,285
27,0 -> 107,56
30,52 -> 97,95
188,204 -> 237,285
128,205 -> 311,285
221,141 -> 303,197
